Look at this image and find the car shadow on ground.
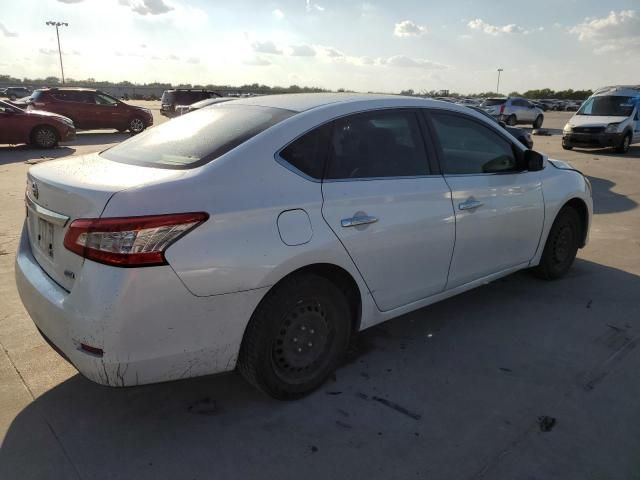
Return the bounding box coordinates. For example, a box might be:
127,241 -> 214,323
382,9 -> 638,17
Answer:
588,175 -> 638,214
2,259 -> 640,479
68,131 -> 132,146
0,145 -> 76,166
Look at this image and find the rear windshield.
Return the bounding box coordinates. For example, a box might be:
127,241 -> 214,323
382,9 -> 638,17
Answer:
482,99 -> 507,106
101,104 -> 295,169
577,96 -> 636,117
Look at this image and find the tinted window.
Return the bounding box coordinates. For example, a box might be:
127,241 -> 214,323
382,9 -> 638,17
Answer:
94,93 -> 118,105
326,110 -> 429,179
483,99 -> 506,106
53,91 -> 90,103
279,124 -> 331,179
430,112 -> 517,175
101,105 -> 294,169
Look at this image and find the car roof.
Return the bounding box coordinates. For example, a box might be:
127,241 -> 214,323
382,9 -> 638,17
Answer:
227,93 -> 421,112
592,85 -> 640,97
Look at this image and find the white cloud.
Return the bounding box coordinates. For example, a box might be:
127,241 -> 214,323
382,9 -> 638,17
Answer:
305,0 -> 324,12
467,18 -> 525,35
0,22 -> 18,37
56,0 -> 83,3
324,47 -> 344,58
569,10 -> 640,54
252,40 -> 282,55
119,0 -> 173,15
243,56 -> 271,66
272,8 -> 284,19
186,57 -> 199,64
394,20 -> 426,37
289,44 -> 316,56
384,55 -> 447,70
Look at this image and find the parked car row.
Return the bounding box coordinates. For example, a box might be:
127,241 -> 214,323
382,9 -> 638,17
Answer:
1,87 -> 153,147
0,86 -> 32,101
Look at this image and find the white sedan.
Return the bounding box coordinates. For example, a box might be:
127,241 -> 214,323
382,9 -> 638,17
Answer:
15,94 -> 592,399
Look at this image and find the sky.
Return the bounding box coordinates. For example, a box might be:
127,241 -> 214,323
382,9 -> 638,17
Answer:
0,0 -> 639,94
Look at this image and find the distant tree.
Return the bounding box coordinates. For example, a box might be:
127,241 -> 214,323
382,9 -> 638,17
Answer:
508,91 -> 521,96
400,89 -> 415,96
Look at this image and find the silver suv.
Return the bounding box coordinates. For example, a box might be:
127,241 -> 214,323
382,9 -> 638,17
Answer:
481,97 -> 544,128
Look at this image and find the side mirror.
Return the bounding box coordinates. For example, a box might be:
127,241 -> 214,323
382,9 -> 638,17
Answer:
524,149 -> 544,171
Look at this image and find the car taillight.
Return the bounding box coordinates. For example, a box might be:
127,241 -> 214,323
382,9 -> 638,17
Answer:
499,104 -> 505,114
63,212 -> 208,267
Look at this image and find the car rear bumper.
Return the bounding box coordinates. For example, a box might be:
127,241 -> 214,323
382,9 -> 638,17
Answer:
15,222 -> 269,387
563,132 -> 624,148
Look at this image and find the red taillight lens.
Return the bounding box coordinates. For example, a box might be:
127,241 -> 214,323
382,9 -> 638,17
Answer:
63,212 -> 208,267
499,104 -> 505,114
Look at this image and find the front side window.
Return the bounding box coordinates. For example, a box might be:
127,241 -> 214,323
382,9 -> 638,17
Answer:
101,104 -> 295,169
430,112 -> 517,175
325,110 -> 429,179
279,123 -> 331,179
95,93 -> 118,105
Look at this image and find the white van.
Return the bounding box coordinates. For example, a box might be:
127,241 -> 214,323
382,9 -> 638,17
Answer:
562,85 -> 640,154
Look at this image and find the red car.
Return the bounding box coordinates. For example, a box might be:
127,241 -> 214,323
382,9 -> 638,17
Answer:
25,88 -> 153,133
0,100 -> 75,148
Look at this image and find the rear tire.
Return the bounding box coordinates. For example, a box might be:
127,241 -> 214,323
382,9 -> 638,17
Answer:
238,274 -> 351,400
31,125 -> 59,148
533,115 -> 544,129
128,116 -> 146,134
506,114 -> 517,126
562,144 -> 573,150
615,133 -> 631,154
533,206 -> 581,280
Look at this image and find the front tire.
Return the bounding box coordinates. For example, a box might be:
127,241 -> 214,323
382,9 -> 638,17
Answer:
238,274 -> 352,400
506,114 -> 517,126
31,125 -> 59,148
615,133 -> 631,154
128,116 -> 146,134
533,206 -> 581,280
533,115 -> 544,129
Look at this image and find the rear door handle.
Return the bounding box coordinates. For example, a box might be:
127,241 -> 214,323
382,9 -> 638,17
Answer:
458,200 -> 483,211
341,215 -> 378,227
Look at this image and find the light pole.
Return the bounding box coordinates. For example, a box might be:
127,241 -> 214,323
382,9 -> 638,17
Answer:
496,68 -> 504,95
45,21 -> 68,84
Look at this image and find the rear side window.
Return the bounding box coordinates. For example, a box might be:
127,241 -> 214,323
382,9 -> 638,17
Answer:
52,91 -> 90,103
101,105 -> 295,169
430,112 -> 517,175
161,91 -> 174,104
279,123 -> 332,179
326,110 -> 429,179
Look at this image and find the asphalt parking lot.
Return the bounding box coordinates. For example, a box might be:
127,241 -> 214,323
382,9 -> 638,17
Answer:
1,105 -> 639,480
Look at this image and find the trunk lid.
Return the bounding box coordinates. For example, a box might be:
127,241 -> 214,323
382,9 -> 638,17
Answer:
25,152 -> 187,291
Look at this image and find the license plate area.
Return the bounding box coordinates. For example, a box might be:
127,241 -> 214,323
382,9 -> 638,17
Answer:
36,217 -> 55,259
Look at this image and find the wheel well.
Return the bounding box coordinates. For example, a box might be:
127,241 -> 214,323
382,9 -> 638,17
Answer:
275,264 -> 362,334
564,198 -> 588,247
29,124 -> 59,142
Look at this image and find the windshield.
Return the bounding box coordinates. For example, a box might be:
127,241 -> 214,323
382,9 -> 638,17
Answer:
101,104 -> 295,169
482,99 -> 506,107
577,96 -> 636,117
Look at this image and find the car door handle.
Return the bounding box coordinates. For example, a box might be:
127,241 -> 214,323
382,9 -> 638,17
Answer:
458,200 -> 484,211
341,215 -> 378,227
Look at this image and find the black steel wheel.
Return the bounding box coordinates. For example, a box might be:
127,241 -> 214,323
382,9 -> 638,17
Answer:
533,206 -> 581,280
238,273 -> 352,399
